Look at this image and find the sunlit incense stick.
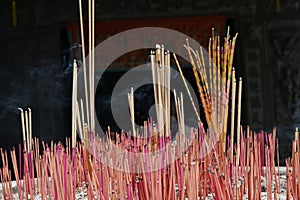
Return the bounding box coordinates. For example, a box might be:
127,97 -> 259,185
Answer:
150,50 -> 159,130
28,108 -> 32,150
230,68 -> 236,163
236,77 -> 242,167
173,53 -> 201,122
78,0 -> 90,128
25,110 -> 29,150
184,44 -> 210,123
88,0 -> 92,132
76,100 -> 84,140
128,87 -> 136,137
155,45 -> 164,136
72,60 -> 78,148
164,50 -> 171,137
91,0 -> 95,133
18,108 -> 26,151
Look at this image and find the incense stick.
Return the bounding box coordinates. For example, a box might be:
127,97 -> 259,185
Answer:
230,69 -> 236,164
3,25 -> 298,200
72,60 -> 78,148
90,0 -> 95,133
28,108 -> 32,150
236,77 -> 243,167
173,53 -> 201,122
128,87 -> 136,137
78,0 -> 90,129
18,108 -> 27,151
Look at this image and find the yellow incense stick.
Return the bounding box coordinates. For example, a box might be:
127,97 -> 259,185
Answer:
12,0 -> 17,27
173,53 -> 201,122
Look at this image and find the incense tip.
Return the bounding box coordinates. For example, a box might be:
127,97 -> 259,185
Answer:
186,38 -> 190,47
296,127 -> 299,132
239,77 -> 242,81
73,60 -> 77,68
18,107 -> 23,112
232,67 -> 235,71
155,44 -> 161,49
28,108 -> 31,112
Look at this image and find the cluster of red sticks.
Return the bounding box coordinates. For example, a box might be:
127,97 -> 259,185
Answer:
1,123 -> 299,199
1,0 -> 299,198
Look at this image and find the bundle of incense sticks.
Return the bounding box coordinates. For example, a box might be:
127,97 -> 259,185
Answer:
179,28 -> 239,159
1,0 -> 299,199
1,33 -> 298,200
1,115 -> 299,199
150,46 -> 171,138
74,0 -> 96,147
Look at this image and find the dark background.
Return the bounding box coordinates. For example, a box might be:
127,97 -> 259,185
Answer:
0,0 -> 299,163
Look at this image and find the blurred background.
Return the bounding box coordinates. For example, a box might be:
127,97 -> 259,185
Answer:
0,0 -> 299,163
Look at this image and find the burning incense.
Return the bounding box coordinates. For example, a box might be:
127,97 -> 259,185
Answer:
1,116 -> 294,199
2,16 -> 298,199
